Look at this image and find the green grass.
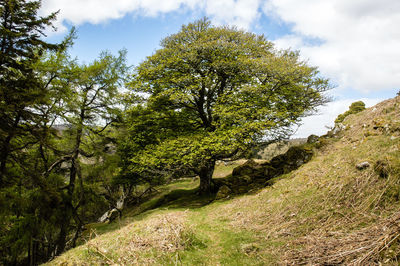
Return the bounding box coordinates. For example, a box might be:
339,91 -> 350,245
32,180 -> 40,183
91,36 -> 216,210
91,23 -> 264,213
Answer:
212,161 -> 243,178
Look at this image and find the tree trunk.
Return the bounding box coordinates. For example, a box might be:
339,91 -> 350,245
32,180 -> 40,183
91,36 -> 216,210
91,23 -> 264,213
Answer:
198,159 -> 216,194
55,217 -> 69,256
55,110 -> 84,255
0,113 -> 21,184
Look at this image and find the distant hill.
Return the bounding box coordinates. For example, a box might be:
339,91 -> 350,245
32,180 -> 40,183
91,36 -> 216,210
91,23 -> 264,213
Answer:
47,96 -> 400,265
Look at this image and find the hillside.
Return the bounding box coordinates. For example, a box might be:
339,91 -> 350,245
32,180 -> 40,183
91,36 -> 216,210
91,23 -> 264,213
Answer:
48,96 -> 400,265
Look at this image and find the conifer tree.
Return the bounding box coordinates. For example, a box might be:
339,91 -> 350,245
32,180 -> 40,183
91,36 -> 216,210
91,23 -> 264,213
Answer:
0,0 -> 58,184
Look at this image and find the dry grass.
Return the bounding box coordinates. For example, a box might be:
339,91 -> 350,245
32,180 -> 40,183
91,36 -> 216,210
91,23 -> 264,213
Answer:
209,96 -> 400,264
50,211 -> 191,265
284,211 -> 400,265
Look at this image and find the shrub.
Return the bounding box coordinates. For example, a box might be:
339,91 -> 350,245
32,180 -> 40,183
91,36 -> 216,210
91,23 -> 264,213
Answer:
335,101 -> 366,123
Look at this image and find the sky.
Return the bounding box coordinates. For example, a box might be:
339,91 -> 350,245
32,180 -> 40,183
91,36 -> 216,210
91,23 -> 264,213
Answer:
39,0 -> 400,138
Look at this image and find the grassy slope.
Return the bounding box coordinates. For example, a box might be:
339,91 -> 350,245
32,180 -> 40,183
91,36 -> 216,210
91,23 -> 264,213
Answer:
48,97 -> 400,265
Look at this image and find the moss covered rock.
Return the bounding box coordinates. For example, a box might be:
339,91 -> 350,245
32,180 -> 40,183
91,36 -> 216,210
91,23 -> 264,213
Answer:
215,185 -> 232,200
214,144 -> 314,197
232,159 -> 263,177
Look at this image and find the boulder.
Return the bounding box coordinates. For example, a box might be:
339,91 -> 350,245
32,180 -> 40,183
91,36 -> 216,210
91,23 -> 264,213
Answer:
232,159 -> 262,177
104,143 -> 117,154
356,161 -> 370,170
216,185 -> 232,200
270,146 -> 313,172
328,123 -> 345,136
228,174 -> 254,186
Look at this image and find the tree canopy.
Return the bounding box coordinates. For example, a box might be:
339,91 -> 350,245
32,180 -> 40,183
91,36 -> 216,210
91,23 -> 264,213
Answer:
125,18 -> 331,193
0,0 -> 59,184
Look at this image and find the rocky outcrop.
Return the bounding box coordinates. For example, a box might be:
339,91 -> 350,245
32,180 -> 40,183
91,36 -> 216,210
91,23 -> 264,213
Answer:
214,145 -> 314,199
328,123 -> 346,136
232,159 -> 264,178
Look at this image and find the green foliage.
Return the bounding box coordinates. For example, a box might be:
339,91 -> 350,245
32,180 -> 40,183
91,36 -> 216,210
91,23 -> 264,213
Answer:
0,15 -> 129,264
0,0 -> 59,183
0,1 -> 65,264
125,18 -> 331,192
335,101 -> 366,123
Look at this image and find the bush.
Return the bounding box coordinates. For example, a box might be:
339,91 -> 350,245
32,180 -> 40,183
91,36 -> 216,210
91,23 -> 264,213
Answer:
335,101 -> 366,123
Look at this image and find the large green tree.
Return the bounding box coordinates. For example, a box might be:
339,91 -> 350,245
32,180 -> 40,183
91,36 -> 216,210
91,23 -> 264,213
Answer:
127,18 -> 331,193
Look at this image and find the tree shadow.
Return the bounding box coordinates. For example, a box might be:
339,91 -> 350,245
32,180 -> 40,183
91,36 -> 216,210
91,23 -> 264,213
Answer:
153,187 -> 216,209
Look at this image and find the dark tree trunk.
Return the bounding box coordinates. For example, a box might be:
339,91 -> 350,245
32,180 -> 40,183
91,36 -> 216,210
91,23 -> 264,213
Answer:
55,110 -> 84,256
198,159 -> 216,194
0,113 -> 21,184
0,134 -> 12,184
55,217 -> 69,256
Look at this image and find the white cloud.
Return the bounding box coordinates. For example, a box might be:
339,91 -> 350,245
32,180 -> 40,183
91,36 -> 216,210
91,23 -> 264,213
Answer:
204,0 -> 262,29
40,0 -> 191,32
264,0 -> 400,92
39,0 -> 262,32
41,0 -> 400,93
293,98 -> 382,138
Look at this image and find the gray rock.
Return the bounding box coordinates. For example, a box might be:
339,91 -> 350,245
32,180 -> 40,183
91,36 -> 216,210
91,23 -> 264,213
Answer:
232,159 -> 261,176
356,161 -> 370,170
332,123 -> 345,135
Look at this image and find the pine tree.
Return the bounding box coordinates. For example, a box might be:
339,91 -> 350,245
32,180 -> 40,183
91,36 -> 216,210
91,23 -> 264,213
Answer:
0,0 -> 58,184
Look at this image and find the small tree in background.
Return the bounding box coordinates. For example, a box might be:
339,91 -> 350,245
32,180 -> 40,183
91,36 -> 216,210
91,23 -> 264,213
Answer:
335,101 -> 366,124
126,18 -> 331,194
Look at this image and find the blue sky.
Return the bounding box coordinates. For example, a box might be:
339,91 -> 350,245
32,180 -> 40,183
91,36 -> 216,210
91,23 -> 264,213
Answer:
41,0 -> 400,138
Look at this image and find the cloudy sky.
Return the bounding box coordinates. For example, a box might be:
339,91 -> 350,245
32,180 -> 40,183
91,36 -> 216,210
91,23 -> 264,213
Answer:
40,0 -> 400,138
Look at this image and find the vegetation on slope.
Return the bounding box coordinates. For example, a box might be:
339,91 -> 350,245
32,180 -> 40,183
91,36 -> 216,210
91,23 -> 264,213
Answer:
48,96 -> 400,265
